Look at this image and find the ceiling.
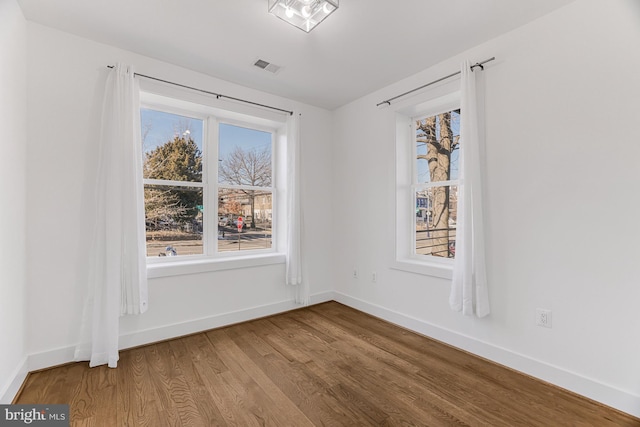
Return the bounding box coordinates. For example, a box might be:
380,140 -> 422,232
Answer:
17,0 -> 574,110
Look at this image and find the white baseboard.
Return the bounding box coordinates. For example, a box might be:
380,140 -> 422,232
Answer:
27,346 -> 76,373
332,291 -> 640,419
0,357 -> 28,404
24,291 -> 336,373
118,291 -> 335,350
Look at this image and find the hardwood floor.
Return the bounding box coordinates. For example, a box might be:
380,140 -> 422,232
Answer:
15,302 -> 639,426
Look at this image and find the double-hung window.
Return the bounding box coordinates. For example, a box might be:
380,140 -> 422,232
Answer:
142,108 -> 205,257
394,91 -> 460,278
414,108 -> 460,259
140,92 -> 282,269
217,123 -> 274,253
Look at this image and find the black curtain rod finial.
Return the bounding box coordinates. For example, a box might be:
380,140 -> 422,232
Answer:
376,56 -> 495,107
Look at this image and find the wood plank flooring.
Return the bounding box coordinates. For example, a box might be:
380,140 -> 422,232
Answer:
14,302 -> 640,426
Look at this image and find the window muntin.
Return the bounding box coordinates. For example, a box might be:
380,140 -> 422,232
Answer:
140,106 -> 276,260
413,109 -> 460,259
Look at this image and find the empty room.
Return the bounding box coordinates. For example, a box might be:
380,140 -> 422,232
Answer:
1,0 -> 639,425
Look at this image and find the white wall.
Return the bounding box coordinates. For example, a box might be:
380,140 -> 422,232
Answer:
332,0 -> 640,416
0,0 -> 28,403
25,23 -> 334,365
12,0 -> 640,417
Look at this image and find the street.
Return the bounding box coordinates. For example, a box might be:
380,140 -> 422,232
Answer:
146,227 -> 272,256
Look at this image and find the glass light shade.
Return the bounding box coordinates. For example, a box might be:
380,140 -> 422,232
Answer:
268,0 -> 338,32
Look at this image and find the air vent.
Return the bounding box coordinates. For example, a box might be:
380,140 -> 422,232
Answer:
253,59 -> 282,74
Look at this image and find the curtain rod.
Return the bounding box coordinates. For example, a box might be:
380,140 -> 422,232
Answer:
376,57 -> 495,107
106,66 -> 294,116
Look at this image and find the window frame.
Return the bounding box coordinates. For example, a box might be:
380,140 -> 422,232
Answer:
393,90 -> 460,279
141,104 -> 208,258
139,89 -> 287,277
412,110 -> 460,260
214,118 -> 277,258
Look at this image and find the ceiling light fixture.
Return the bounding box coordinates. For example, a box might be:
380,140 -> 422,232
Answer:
268,0 -> 339,33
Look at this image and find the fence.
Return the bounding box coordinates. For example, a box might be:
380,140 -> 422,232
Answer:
416,227 -> 456,258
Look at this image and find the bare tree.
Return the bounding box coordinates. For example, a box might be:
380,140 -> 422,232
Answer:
141,121 -> 153,153
416,111 -> 459,256
219,146 -> 271,228
143,187 -> 188,229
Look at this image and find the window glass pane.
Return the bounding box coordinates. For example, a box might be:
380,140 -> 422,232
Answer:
144,184 -> 203,257
218,123 -> 272,187
415,185 -> 457,258
141,109 -> 203,182
416,109 -> 460,184
218,188 -> 272,252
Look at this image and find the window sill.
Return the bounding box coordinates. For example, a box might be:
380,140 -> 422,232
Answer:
147,253 -> 286,279
391,258 -> 453,280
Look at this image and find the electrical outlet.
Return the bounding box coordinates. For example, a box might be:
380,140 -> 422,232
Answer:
536,308 -> 552,328
352,268 -> 359,279
372,271 -> 377,282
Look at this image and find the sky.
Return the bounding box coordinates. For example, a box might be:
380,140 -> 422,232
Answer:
219,123 -> 271,161
141,108 -> 203,154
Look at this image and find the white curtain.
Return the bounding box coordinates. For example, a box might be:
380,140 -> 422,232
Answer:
449,60 -> 490,318
74,63 -> 148,368
286,113 -> 308,304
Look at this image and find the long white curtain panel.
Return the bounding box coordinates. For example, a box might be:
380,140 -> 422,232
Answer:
285,113 -> 309,304
75,63 -> 148,368
449,60 -> 490,318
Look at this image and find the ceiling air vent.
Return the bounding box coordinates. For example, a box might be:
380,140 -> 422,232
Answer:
253,59 -> 282,74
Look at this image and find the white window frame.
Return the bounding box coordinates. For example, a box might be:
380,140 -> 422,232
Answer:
139,87 -> 288,278
214,118 -> 277,258
392,90 -> 460,279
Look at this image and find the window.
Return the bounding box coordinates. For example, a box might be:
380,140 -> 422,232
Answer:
217,123 -> 273,253
142,109 -> 205,257
140,99 -> 280,263
414,109 -> 460,258
394,90 -> 460,278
